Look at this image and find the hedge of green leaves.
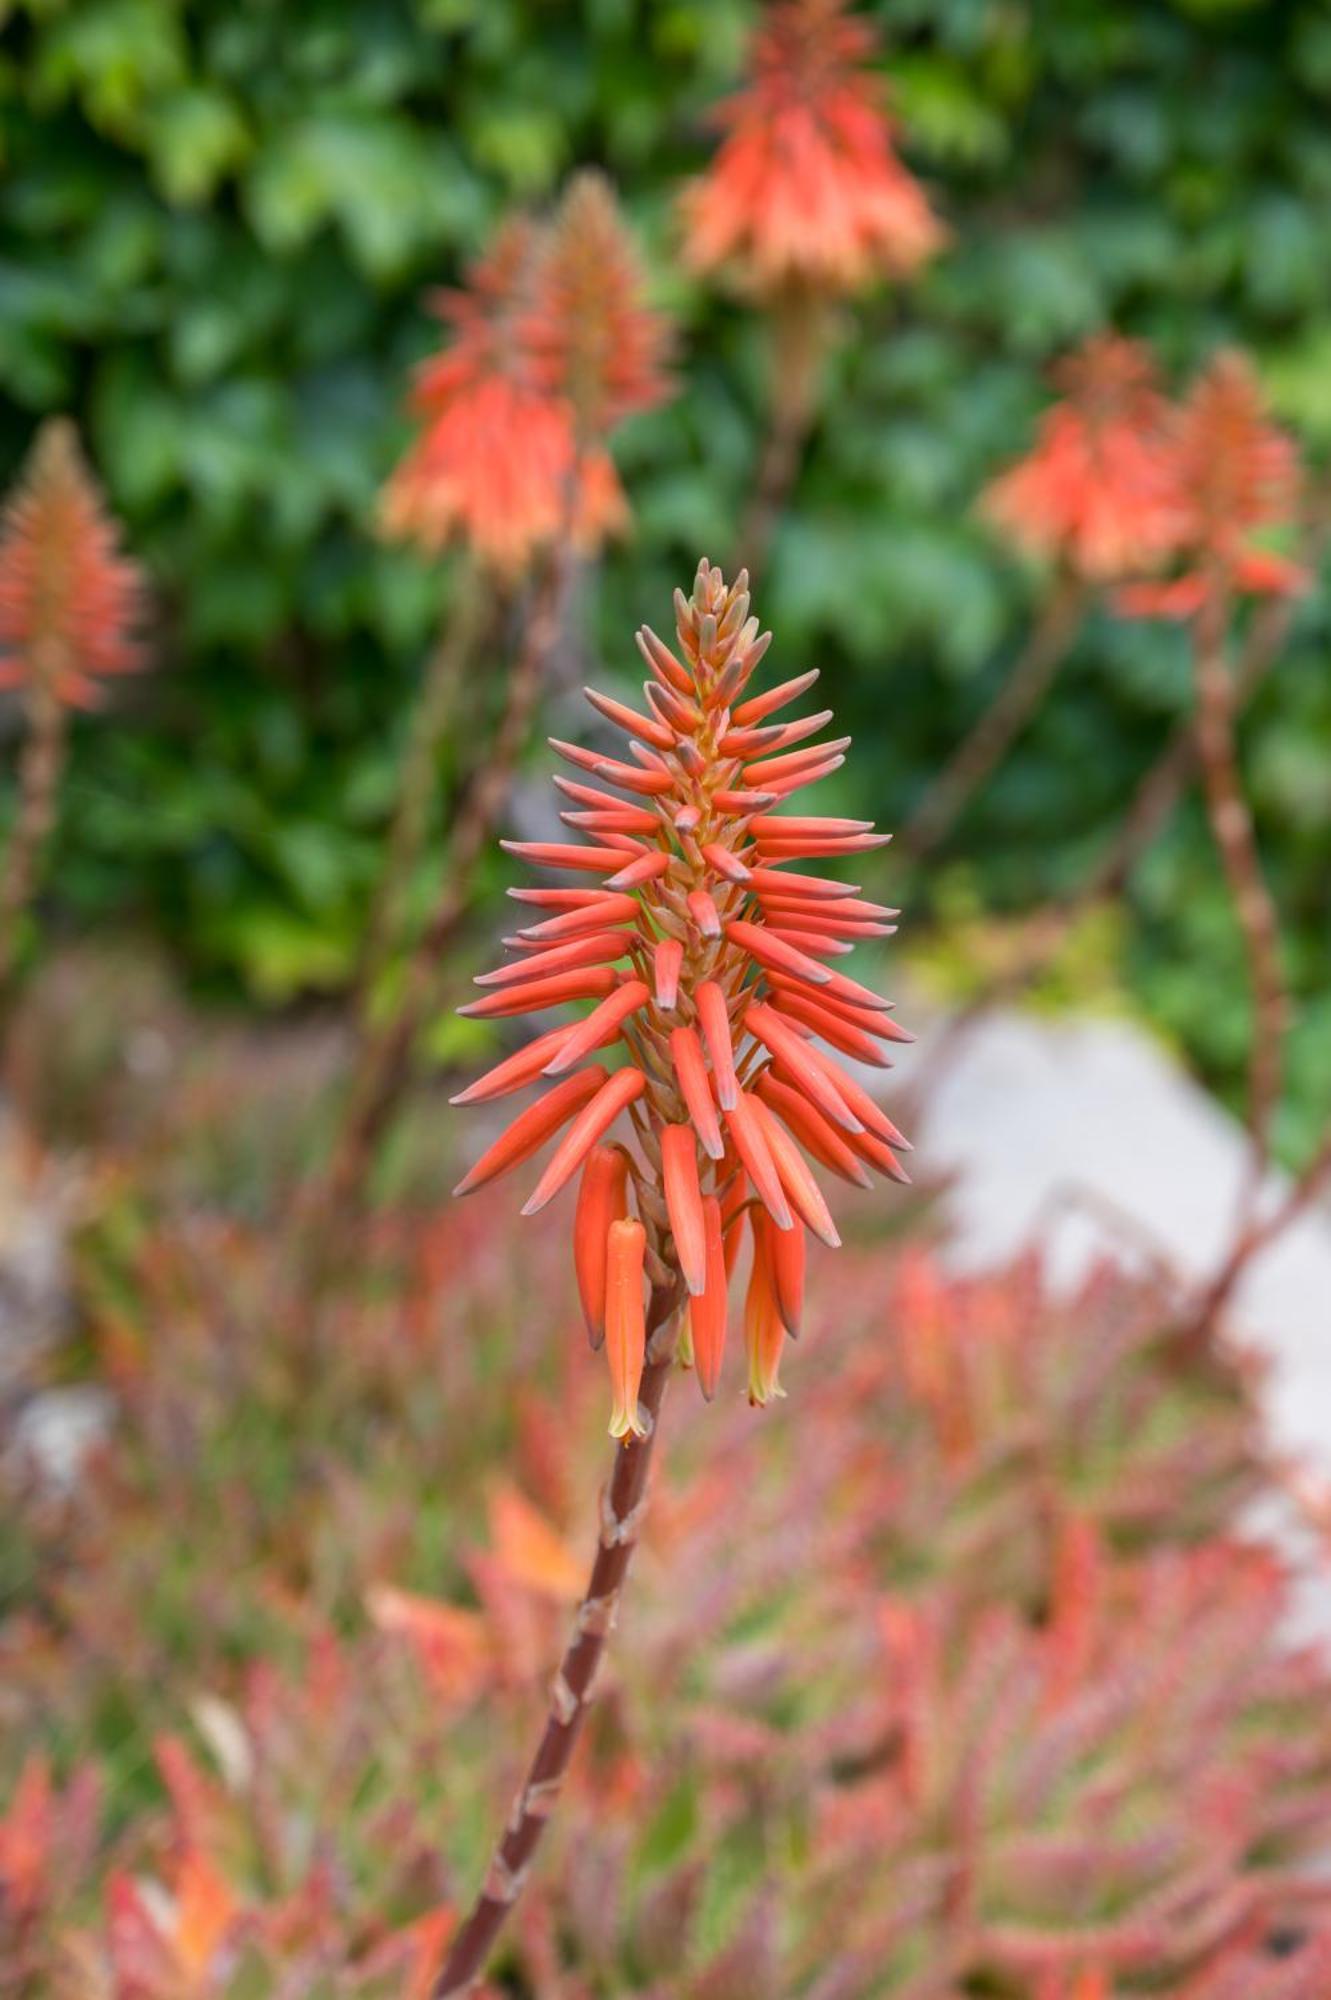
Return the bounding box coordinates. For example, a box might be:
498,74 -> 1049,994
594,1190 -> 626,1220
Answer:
3,0 -> 1331,1149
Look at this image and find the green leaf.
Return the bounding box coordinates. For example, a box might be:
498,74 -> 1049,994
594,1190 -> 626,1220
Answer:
32,0 -> 188,136
244,114 -> 470,280
464,101 -> 568,194
892,55 -> 1009,167
142,85 -> 251,206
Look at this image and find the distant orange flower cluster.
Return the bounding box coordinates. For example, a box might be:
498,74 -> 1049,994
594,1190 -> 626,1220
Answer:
985,335 -> 1306,617
381,176 -> 672,577
0,419 -> 144,711
1119,350 -> 1308,620
453,560 -> 910,1433
982,335 -> 1179,585
681,0 -> 943,297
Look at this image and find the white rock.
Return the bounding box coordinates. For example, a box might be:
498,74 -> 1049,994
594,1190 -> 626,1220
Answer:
12,1386 -> 113,1489
900,1006 -> 1331,1627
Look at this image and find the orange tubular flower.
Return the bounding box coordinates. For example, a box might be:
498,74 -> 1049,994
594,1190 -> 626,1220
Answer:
605,1217 -> 649,1439
0,419 -> 144,711
453,559 -> 910,1432
380,219 -> 568,575
681,0 -> 944,298
1116,350 -> 1308,621
382,180 -> 672,574
982,333 -> 1180,585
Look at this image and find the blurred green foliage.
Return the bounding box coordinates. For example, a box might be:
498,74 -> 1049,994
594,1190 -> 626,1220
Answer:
2,0 -> 1330,1149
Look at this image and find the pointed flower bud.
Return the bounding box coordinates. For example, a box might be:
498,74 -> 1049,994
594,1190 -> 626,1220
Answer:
573,1145 -> 631,1348
605,1217 -> 649,1440
452,559 -> 907,1431
689,1196 -> 730,1401
745,1212 -> 787,1406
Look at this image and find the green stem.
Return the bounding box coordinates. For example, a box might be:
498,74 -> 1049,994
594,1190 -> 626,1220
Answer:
0,684 -> 68,1002
734,285 -> 830,585
902,576 -> 1085,861
358,562 -> 488,994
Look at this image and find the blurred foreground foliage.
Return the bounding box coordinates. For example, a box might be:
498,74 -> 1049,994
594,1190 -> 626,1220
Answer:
2,0 -> 1331,1147
4,1027 -> 1331,1994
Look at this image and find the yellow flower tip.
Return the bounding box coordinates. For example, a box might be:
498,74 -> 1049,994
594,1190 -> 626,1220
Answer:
609,1400 -> 648,1442
746,1373 -> 787,1409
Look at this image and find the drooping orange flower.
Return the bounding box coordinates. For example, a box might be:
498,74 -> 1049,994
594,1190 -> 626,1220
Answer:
982,334 -> 1180,584
0,419 -> 145,710
1116,350 -> 1308,620
382,182 -> 672,574
681,0 -> 944,298
380,219 -> 573,575
453,559 -> 910,1432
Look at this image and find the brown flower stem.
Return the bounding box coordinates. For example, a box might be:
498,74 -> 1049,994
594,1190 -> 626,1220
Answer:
432,1283 -> 683,1997
1190,589 -> 1287,1180
1187,1125 -> 1331,1338
910,583 -> 1301,1103
1091,585 -> 1297,910
735,286 -> 830,583
0,684 -> 68,1001
307,547 -> 572,1252
902,576 -> 1086,860
942,486 -> 1325,1028
357,562 -> 488,993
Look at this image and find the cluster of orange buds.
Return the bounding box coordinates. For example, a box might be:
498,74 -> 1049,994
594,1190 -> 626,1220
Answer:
452,559 -> 909,1435
381,175 -> 672,576
981,333 -> 1181,584
0,419 -> 144,711
1117,350 -> 1308,621
681,0 -> 943,299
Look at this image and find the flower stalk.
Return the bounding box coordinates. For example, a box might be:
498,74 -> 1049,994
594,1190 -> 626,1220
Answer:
0,679 -> 66,998
902,574 -> 1086,860
913,507 -> 1319,1077
735,284 -> 832,581
1188,1121 -> 1331,1340
1190,586 -> 1288,1179
356,563 -> 488,993
431,1279 -> 682,1997
1118,353 -> 1304,1184
438,559 -> 908,1987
